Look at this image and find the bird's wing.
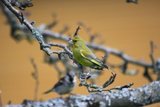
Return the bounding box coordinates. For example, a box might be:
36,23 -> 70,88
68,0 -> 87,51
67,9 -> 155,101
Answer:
53,78 -> 65,88
44,79 -> 64,94
80,49 -> 102,66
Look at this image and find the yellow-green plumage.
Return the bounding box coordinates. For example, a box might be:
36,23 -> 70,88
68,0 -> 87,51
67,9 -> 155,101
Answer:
72,36 -> 108,70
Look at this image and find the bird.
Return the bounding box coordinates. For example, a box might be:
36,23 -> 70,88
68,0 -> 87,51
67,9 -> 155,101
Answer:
44,71 -> 76,95
71,26 -> 108,70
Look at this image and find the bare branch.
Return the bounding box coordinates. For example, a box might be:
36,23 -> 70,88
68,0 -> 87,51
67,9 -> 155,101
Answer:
150,41 -> 156,72
30,58 -> 39,101
42,30 -> 154,69
1,0 -> 52,55
143,67 -> 153,82
49,43 -> 73,58
6,81 -> 160,107
9,0 -> 33,10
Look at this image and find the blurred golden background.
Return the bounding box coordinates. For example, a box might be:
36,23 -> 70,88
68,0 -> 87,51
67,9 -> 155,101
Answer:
0,0 -> 160,106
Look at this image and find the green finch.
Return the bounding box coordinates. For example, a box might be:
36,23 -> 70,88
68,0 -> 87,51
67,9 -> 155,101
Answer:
71,26 -> 108,70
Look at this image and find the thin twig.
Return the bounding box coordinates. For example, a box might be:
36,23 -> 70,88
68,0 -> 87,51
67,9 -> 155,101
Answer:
143,67 -> 153,82
46,15 -> 58,30
150,41 -> 157,72
59,25 -> 69,34
49,43 -> 73,58
0,90 -> 3,107
30,58 -> 39,101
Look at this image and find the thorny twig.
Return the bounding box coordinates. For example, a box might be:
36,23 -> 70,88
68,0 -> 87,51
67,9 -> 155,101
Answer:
30,58 -> 39,101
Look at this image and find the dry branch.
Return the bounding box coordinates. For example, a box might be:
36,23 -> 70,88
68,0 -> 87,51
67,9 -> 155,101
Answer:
6,81 -> 160,107
30,58 -> 39,101
1,0 -> 53,55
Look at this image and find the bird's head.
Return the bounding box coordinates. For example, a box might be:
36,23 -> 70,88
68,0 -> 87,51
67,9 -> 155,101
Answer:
72,36 -> 81,43
66,71 -> 76,83
72,26 -> 85,47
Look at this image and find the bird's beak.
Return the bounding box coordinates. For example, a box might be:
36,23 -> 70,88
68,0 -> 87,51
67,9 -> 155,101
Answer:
68,38 -> 73,45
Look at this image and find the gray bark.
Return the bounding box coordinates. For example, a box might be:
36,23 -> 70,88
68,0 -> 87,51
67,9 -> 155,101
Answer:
6,81 -> 160,107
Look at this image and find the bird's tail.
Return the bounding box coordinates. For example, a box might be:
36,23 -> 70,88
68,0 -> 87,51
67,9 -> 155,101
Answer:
43,89 -> 53,94
103,64 -> 109,69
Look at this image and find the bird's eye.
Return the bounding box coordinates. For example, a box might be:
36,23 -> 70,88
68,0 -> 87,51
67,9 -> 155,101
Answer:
73,40 -> 77,43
